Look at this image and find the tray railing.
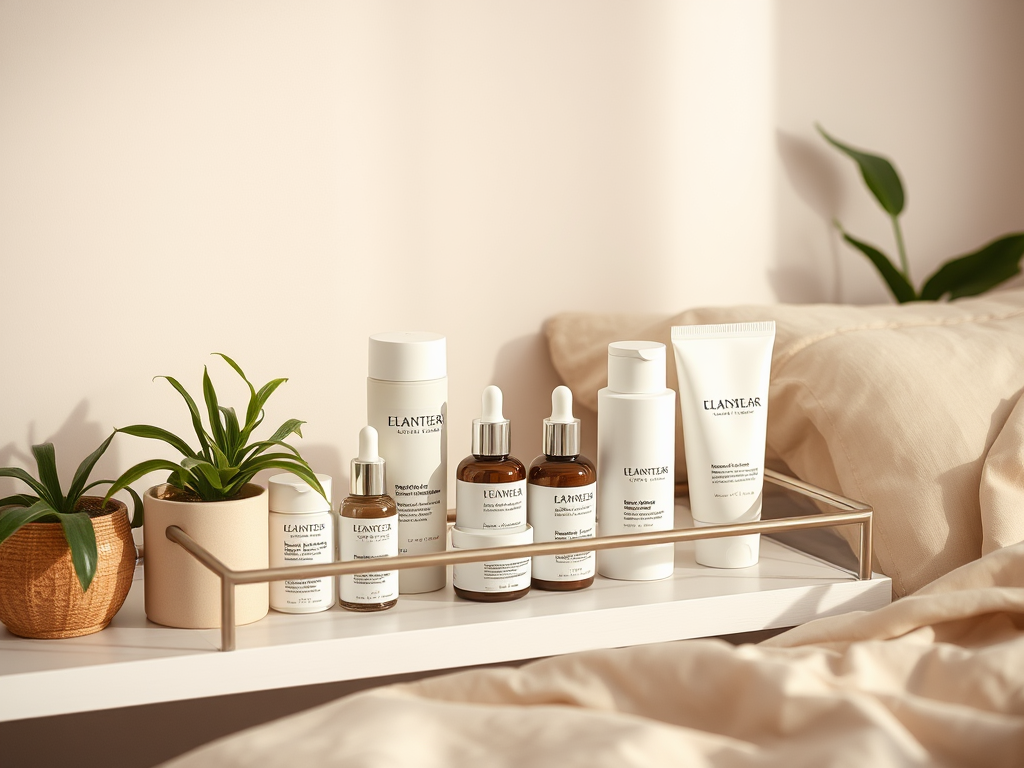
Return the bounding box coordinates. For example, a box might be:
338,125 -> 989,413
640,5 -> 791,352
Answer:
167,468 -> 872,651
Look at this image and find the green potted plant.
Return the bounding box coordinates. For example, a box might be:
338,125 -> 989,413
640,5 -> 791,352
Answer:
106,353 -> 326,629
818,124 -> 1024,303
0,434 -> 142,638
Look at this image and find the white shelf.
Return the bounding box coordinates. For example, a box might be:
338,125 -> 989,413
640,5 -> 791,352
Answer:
0,503 -> 890,722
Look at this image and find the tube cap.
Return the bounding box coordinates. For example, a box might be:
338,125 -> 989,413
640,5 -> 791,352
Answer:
351,426 -> 386,496
368,332 -> 447,382
268,473 -> 332,513
543,386 -> 580,457
607,341 -> 666,394
472,385 -> 510,457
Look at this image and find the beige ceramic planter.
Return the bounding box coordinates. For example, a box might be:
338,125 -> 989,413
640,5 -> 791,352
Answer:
143,483 -> 269,629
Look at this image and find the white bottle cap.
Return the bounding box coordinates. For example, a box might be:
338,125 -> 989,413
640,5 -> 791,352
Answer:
607,341 -> 666,394
268,473 -> 333,514
368,332 -> 447,382
543,386 -> 580,457
472,385 -> 510,457
693,521 -> 760,568
351,426 -> 386,496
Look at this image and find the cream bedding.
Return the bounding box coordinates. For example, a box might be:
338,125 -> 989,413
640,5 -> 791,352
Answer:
165,542 -> 1024,767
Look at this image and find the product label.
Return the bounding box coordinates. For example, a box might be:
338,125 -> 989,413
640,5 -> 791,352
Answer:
373,405 -> 446,557
527,483 -> 596,582
456,479 -> 527,531
453,556 -> 531,594
601,465 -> 674,535
339,515 -> 398,604
269,511 -> 335,611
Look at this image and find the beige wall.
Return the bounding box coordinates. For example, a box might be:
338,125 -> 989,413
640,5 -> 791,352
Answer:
2,1 -> 1022,508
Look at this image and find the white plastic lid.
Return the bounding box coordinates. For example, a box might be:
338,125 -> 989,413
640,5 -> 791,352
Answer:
693,520 -> 760,568
607,341 -> 666,394
368,332 -> 447,382
268,473 -> 332,514
451,525 -> 533,550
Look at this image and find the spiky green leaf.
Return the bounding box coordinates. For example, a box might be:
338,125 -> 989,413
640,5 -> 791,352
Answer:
105,459 -> 191,505
0,500 -> 58,544
181,457 -> 224,490
0,493 -> 38,509
115,425 -> 196,460
202,366 -> 226,451
219,407 -> 241,460
58,511 -> 98,592
66,432 -> 116,507
837,226 -> 918,303
156,375 -> 212,460
0,467 -> 51,503
82,481 -> 145,529
920,233 -> 1024,301
30,443 -> 65,510
267,419 -> 306,444
818,124 -> 905,216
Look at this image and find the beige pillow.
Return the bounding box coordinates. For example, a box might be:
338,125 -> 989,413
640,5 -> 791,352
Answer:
546,290 -> 1024,597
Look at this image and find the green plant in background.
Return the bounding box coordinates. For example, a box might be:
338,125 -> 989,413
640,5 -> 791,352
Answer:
818,124 -> 1024,303
105,353 -> 325,504
0,435 -> 143,592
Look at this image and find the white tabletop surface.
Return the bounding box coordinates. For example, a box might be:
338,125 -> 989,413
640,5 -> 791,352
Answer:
0,508 -> 891,722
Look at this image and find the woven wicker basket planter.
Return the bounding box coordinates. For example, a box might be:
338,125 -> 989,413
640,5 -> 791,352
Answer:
0,498 -> 136,639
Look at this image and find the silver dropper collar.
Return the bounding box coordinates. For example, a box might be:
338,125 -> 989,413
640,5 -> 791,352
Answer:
472,385 -> 510,457
543,385 -> 580,457
351,426 -> 386,496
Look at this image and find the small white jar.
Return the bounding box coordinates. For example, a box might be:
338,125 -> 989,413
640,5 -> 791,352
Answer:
451,525 -> 533,602
268,473 -> 335,614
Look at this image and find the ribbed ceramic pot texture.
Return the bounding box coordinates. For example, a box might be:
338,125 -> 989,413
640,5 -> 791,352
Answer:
143,483 -> 269,629
0,498 -> 135,639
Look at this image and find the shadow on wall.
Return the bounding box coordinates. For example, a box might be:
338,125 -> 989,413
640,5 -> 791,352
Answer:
489,333 -> 567,462
0,400 -> 120,500
772,130 -> 844,303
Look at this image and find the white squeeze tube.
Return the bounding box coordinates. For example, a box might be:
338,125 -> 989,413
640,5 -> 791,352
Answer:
671,322 -> 776,568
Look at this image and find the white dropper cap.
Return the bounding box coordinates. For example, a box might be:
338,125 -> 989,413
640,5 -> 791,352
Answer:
472,385 -> 511,457
350,425 -> 386,496
543,386 -> 581,457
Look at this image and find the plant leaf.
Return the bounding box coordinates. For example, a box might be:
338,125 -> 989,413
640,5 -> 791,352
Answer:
66,432 -> 116,508
0,467 -> 50,500
920,233 -> 1024,301
58,511 -> 98,592
0,499 -> 58,544
239,378 -> 288,443
104,459 -> 191,505
31,443 -> 65,510
218,407 -> 241,461
0,493 -> 39,509
181,458 -> 224,490
266,418 -> 306,444
202,367 -> 226,452
156,375 -> 212,460
233,454 -> 326,500
818,124 -> 905,216
82,481 -> 145,529
116,425 -> 197,459
238,439 -> 302,463
837,226 -> 918,303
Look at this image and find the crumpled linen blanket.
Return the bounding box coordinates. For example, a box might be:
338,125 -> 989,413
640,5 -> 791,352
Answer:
165,542 -> 1024,767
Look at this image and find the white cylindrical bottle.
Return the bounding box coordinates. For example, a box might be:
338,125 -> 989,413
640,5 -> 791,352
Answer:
268,473 -> 335,613
596,341 -> 676,581
367,332 -> 448,594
